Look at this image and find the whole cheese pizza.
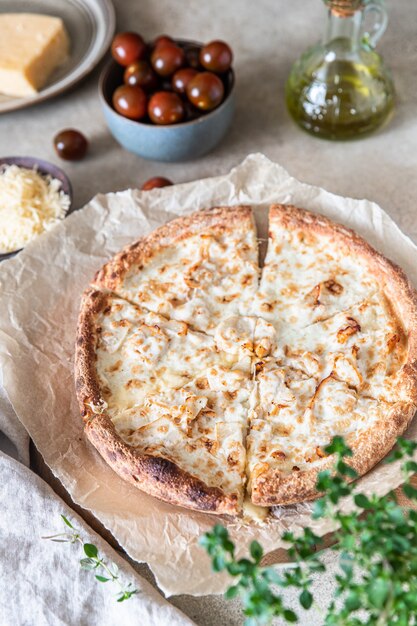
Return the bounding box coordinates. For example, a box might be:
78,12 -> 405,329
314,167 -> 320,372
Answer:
75,204 -> 417,518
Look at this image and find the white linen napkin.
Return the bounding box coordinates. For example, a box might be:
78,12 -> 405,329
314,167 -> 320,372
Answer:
0,450 -> 195,626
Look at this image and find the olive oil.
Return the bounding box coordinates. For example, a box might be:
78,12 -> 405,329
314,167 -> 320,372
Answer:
286,1 -> 394,140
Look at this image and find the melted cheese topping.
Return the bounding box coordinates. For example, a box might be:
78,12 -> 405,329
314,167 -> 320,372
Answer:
0,165 -> 70,253
88,208 -> 410,518
257,221 -> 379,330
112,228 -> 259,334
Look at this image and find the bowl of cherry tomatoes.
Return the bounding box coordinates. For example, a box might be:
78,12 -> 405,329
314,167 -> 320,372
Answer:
99,32 -> 235,162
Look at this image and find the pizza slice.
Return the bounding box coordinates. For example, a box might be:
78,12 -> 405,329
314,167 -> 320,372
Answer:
93,206 -> 259,335
75,289 -> 254,514
274,295 -> 416,403
257,204 -> 389,330
247,359 -> 416,506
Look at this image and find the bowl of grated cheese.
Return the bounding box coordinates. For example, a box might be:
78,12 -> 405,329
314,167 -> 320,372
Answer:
0,156 -> 72,259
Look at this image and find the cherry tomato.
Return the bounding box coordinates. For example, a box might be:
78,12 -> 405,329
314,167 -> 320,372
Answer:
141,176 -> 173,191
186,72 -> 224,111
112,85 -> 147,120
172,68 -> 198,94
124,61 -> 158,91
151,43 -> 185,77
111,32 -> 146,66
148,91 -> 185,125
200,40 -> 233,73
53,129 -> 88,161
153,34 -> 174,49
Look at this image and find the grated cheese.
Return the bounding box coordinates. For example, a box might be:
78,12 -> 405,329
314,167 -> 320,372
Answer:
0,164 -> 70,253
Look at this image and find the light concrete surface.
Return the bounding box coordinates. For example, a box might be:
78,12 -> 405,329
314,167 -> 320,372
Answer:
1,1 -> 416,624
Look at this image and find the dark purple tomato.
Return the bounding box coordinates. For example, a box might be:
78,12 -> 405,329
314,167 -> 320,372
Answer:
123,60 -> 158,91
153,34 -> 174,49
53,129 -> 88,161
111,32 -> 146,66
148,91 -> 185,124
172,68 -> 198,94
112,85 -> 147,120
151,43 -> 185,77
186,72 -> 225,111
200,40 -> 233,73
141,176 -> 173,191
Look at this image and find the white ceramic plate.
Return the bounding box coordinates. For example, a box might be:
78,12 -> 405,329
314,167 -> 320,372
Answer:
0,0 -> 115,114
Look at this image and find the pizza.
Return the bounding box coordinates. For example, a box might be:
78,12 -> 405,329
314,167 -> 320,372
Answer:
75,204 -> 417,518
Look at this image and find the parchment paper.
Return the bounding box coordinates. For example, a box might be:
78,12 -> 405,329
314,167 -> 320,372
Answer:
0,153 -> 416,597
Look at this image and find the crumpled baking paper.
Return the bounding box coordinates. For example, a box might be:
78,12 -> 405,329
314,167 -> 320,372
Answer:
0,153 -> 416,596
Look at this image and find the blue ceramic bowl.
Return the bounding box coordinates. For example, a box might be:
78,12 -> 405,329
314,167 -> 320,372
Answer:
99,41 -> 235,162
0,156 -> 73,259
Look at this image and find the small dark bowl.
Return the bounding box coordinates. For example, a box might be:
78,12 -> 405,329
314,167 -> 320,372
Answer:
0,156 -> 73,260
99,39 -> 236,162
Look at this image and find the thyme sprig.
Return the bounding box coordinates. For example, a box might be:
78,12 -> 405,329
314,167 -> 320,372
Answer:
43,515 -> 138,602
201,436 -> 417,625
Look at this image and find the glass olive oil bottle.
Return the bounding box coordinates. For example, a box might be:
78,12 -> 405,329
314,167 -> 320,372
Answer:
286,0 -> 394,140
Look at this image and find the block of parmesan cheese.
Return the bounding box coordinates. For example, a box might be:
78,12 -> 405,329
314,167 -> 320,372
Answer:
0,13 -> 69,97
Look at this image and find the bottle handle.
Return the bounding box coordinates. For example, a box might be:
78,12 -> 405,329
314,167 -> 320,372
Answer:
361,0 -> 388,49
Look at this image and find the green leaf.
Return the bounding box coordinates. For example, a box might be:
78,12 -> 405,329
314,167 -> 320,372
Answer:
312,497 -> 327,519
300,589 -> 313,609
225,585 -> 240,599
339,552 -> 354,577
354,493 -> 371,509
368,578 -> 389,609
398,437 -> 417,456
212,554 -> 226,572
324,436 -> 353,458
249,541 -> 263,562
263,568 -> 283,585
344,591 -> 361,612
80,558 -> 97,571
116,588 -> 137,602
403,483 -> 417,500
385,449 -> 404,464
95,575 -> 110,583
226,561 -> 242,576
404,460 -> 417,473
61,515 -> 75,529
83,543 -> 99,559
283,609 -> 298,622
336,461 -> 357,479
213,524 -> 229,540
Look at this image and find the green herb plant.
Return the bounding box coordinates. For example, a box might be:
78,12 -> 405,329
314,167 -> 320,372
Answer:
43,515 -> 137,602
200,436 -> 417,625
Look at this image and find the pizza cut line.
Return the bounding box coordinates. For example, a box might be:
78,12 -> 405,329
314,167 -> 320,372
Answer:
75,204 -> 417,518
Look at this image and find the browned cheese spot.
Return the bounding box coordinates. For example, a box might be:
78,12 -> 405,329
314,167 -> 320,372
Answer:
337,317 -> 361,344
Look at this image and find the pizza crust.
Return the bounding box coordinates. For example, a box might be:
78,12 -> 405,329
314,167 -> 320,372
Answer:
85,414 -> 239,514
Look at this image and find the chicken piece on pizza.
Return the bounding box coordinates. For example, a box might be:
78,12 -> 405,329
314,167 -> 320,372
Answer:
214,314 -> 277,368
93,206 -> 259,335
